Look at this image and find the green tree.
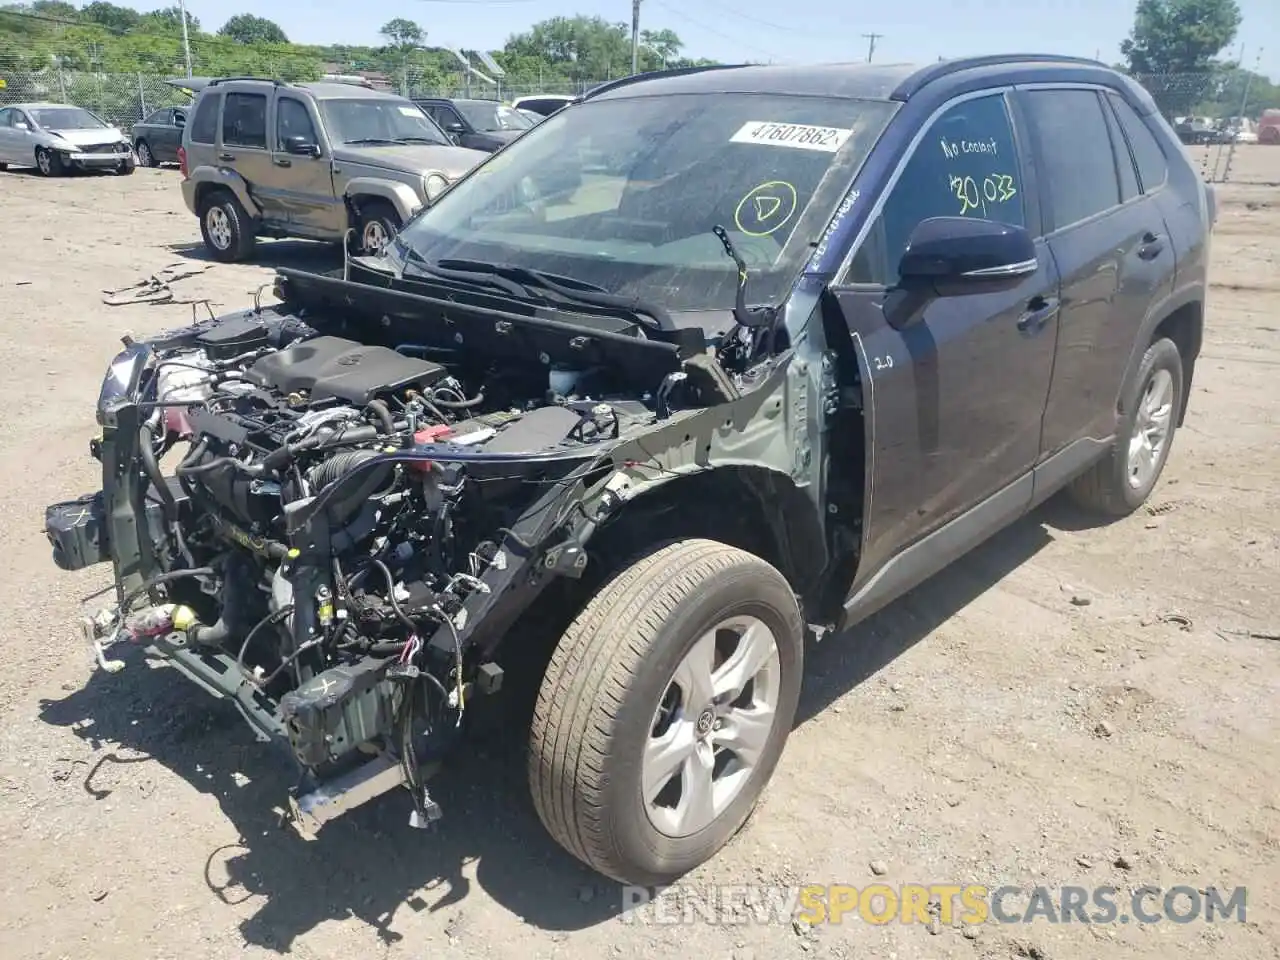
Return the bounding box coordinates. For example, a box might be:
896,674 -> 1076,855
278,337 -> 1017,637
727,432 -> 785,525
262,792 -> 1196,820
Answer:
30,0 -> 79,19
81,1 -> 141,32
218,13 -> 288,45
140,4 -> 199,35
379,17 -> 423,51
1121,0 -> 1242,116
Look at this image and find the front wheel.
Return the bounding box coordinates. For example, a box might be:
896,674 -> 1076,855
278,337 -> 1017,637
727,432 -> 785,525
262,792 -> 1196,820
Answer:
528,539 -> 804,886
35,147 -> 64,177
1068,336 -> 1183,516
354,200 -> 402,256
135,140 -> 156,167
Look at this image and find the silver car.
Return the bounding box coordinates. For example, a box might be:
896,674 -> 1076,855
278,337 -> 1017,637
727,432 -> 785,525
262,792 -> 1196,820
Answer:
0,103 -> 135,176
177,78 -> 488,261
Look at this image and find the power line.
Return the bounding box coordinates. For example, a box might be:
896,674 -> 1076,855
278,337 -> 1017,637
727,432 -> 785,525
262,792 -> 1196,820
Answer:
648,0 -> 779,62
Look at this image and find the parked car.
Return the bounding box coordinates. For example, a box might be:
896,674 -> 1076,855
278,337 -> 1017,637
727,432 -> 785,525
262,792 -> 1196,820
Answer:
1174,117 -> 1230,145
178,77 -> 487,261
132,105 -> 189,166
47,56 -> 1212,888
1260,109 -> 1280,144
510,93 -> 576,117
0,103 -> 134,175
413,97 -> 534,152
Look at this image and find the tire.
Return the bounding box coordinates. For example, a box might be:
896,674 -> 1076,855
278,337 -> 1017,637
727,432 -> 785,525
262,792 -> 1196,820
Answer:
35,147 -> 64,177
0,162 -> 8,172
116,158 -> 136,176
529,538 -> 804,886
198,190 -> 256,263
355,199 -> 401,255
1068,337 -> 1183,516
135,140 -> 157,167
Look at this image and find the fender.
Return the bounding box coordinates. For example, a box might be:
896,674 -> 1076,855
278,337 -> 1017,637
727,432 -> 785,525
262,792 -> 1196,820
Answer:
1114,280 -> 1204,426
188,165 -> 261,218
343,178 -> 423,223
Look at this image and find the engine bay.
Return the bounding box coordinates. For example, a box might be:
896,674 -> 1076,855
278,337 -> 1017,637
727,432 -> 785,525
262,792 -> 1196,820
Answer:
42,260 -> 778,833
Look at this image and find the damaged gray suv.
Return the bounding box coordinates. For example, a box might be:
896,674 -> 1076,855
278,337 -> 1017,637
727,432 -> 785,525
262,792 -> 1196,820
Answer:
47,56 -> 1211,886
178,77 -> 487,261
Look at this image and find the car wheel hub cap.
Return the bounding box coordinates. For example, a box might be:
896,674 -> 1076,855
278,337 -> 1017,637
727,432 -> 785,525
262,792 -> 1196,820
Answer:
363,221 -> 389,252
643,615 -> 781,838
207,209 -> 232,249
1126,368 -> 1174,489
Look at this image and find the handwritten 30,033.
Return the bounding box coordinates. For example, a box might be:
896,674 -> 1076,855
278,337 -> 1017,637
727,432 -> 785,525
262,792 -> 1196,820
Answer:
950,173 -> 1018,217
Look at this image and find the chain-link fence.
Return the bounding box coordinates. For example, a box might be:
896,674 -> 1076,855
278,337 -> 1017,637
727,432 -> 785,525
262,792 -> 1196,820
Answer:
2,57 -> 1277,184
0,63 -> 608,132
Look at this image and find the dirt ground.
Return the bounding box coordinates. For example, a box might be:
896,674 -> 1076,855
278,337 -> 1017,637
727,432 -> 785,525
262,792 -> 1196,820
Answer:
0,145 -> 1277,960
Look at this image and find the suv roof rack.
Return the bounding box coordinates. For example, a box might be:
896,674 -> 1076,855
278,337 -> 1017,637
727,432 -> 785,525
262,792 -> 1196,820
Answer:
579,63 -> 752,102
891,53 -> 1106,100
208,76 -> 290,88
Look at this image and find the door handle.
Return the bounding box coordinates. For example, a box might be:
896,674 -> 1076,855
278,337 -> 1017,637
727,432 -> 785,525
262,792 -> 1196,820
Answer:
274,158 -> 291,167
1017,295 -> 1060,333
1138,231 -> 1164,260
218,152 -> 235,162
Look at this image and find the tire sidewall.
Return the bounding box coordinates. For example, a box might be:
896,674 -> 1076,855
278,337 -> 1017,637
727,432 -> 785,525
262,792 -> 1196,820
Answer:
199,193 -> 247,262
1108,337 -> 1183,510
599,556 -> 804,881
136,141 -> 153,166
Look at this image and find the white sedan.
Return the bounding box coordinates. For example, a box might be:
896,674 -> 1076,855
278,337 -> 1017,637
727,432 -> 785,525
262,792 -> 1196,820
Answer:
0,102 -> 135,176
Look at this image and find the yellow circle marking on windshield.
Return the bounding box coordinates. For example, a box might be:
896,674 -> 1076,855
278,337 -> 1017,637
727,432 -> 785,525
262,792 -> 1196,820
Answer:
734,180 -> 798,237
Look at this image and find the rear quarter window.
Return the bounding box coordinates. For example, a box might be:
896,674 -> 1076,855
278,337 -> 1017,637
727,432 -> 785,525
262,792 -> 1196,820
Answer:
189,93 -> 220,143
1108,94 -> 1168,193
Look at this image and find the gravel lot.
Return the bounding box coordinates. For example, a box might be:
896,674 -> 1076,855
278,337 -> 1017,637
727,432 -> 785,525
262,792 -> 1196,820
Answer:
0,147 -> 1277,960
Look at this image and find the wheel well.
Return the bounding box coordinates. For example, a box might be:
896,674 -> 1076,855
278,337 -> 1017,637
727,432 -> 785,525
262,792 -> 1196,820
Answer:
193,181 -> 229,212
500,467 -> 829,660
1151,300 -> 1202,424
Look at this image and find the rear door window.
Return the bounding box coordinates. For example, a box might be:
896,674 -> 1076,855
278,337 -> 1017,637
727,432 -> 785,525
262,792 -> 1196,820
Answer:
1108,94 -> 1168,193
1024,89 -> 1121,230
222,92 -> 268,149
189,93 -> 220,143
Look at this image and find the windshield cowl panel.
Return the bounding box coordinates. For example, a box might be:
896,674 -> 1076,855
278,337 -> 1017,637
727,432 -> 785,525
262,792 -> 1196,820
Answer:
395,93 -> 896,314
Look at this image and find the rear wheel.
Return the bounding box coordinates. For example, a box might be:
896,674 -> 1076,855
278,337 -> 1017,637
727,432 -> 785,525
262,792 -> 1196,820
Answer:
135,140 -> 156,167
355,199 -> 401,255
529,539 -> 804,885
1068,337 -> 1183,516
198,190 -> 256,262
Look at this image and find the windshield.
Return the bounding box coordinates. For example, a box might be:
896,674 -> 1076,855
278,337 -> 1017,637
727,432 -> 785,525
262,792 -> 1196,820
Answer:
455,100 -> 533,132
30,107 -> 107,130
395,92 -> 895,313
319,99 -> 450,145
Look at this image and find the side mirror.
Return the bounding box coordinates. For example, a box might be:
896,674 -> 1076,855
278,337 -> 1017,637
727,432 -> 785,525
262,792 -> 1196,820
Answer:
14,121 -> 29,131
446,122 -> 466,134
173,114 -> 186,127
283,135 -> 321,158
897,217 -> 1037,298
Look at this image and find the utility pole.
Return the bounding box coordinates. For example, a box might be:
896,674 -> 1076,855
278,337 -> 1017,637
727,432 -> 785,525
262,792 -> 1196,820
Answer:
177,0 -> 192,77
631,0 -> 642,75
861,32 -> 882,64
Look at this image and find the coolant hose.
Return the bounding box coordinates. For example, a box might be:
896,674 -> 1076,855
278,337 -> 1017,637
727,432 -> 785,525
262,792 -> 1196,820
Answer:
365,399 -> 396,435
138,423 -> 177,518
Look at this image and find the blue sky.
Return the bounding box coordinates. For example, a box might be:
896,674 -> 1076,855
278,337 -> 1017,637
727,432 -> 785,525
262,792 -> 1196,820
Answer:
180,0 -> 1279,80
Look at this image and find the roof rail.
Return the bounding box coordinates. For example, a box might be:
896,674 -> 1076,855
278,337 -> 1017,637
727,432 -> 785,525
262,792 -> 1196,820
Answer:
580,63 -> 752,102
891,54 -> 1107,100
208,76 -> 289,88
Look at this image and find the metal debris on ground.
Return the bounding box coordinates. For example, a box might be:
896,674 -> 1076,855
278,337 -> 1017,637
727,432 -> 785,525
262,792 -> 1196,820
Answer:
102,262 -> 213,306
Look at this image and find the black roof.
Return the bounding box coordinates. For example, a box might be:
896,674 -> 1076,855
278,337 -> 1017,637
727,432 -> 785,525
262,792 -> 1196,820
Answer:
583,55 -> 1143,107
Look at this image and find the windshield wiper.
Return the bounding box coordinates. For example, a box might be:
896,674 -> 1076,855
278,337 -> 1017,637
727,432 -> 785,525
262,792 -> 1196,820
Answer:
713,225 -> 780,347
434,258 -> 673,331
342,137 -> 406,146
397,136 -> 446,145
